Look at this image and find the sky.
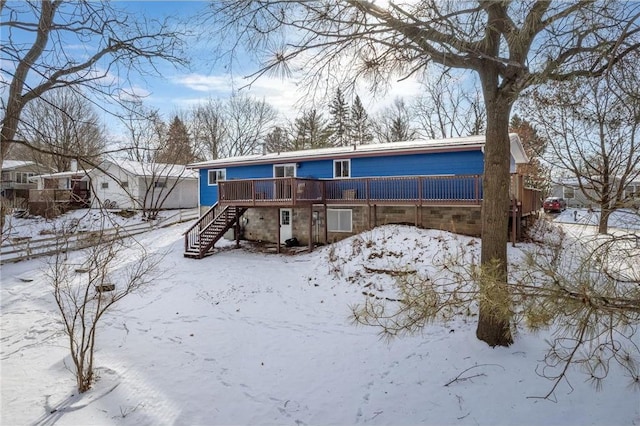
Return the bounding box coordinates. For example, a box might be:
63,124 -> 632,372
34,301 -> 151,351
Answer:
106,1 -> 423,123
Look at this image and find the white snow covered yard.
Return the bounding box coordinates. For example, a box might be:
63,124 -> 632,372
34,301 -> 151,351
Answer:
1,211 -> 639,425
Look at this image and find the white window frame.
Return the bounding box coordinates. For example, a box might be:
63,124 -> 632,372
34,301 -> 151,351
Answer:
208,169 -> 226,186
327,209 -> 353,232
333,159 -> 351,178
15,172 -> 35,184
273,163 -> 297,178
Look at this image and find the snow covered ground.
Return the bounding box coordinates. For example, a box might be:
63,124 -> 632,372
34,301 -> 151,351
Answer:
1,213 -> 639,425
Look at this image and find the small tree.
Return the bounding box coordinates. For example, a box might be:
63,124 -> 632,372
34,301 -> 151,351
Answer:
509,115 -> 549,192
291,109 -> 331,150
47,228 -> 162,393
349,95 -> 373,145
372,98 -> 418,143
14,87 -> 106,172
156,116 -> 195,165
328,88 -> 350,147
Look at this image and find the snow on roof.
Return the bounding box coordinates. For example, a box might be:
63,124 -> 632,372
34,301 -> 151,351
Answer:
189,134 -> 528,169
31,170 -> 92,180
99,160 -> 198,179
2,160 -> 35,170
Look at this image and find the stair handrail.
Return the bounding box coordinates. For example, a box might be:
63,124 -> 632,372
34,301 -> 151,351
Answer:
183,203 -> 218,236
198,205 -> 232,237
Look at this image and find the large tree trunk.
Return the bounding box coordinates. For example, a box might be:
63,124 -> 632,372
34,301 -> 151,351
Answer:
476,75 -> 514,347
598,207 -> 611,234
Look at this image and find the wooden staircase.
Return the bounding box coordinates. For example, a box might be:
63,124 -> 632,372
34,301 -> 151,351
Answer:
183,204 -> 247,259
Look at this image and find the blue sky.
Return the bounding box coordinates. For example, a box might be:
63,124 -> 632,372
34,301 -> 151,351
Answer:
1,1 -> 422,130
111,1 -> 422,122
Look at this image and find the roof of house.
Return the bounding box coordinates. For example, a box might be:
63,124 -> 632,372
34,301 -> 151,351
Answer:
93,160 -> 198,179
2,160 -> 36,171
31,170 -> 92,180
188,134 -> 529,169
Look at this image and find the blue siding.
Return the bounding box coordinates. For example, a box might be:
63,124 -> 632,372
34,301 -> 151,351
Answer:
352,150 -> 483,177
199,149 -> 484,206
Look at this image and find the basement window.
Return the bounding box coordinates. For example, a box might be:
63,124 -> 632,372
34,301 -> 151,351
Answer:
101,182 -> 109,189
327,209 -> 352,232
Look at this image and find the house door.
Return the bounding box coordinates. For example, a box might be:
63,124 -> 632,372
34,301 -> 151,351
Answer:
279,208 -> 292,244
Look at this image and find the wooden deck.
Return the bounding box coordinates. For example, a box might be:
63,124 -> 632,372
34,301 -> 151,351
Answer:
218,175 -> 542,215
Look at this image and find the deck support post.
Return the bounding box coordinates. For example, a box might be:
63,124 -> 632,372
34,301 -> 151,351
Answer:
234,208 -> 240,248
308,204 -> 313,252
511,198 -> 517,247
323,204 -> 328,244
415,205 -> 419,227
373,204 -> 377,227
276,208 -> 281,254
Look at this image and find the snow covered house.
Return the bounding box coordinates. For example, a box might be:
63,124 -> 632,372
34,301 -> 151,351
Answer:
184,134 -> 541,259
87,160 -> 198,210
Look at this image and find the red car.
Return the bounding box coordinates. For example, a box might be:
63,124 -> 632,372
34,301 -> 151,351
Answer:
543,197 -> 567,213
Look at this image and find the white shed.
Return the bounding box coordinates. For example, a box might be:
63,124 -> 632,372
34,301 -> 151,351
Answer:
88,160 -> 198,210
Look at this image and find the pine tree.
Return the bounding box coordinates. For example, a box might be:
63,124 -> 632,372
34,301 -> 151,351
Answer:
264,126 -> 290,153
349,95 -> 373,145
292,109 -> 331,150
156,116 -> 195,165
328,88 -> 350,146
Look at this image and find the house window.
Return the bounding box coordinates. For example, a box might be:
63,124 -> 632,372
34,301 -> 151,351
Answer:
274,164 -> 296,178
626,184 -> 638,199
334,159 -> 350,178
154,180 -> 167,188
327,209 -> 352,232
120,181 -> 129,188
208,169 -> 226,185
101,182 -> 109,189
563,186 -> 575,199
15,172 -> 35,184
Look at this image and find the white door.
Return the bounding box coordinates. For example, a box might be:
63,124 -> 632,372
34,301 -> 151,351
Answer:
279,208 -> 292,243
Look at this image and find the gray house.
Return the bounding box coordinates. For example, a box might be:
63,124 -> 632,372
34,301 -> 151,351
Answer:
550,177 -> 640,208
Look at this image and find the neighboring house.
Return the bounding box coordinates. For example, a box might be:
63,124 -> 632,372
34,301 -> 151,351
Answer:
184,134 -> 540,259
551,177 -> 640,208
87,160 -> 198,210
29,165 -> 92,207
1,160 -> 52,207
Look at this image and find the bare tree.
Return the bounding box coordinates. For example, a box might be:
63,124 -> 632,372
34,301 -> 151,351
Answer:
13,88 -> 106,172
1,0 -> 186,161
220,94 -> 277,157
206,1 -> 640,346
191,98 -> 226,161
120,102 -> 167,164
47,228 -> 162,393
525,59 -> 640,233
414,72 -> 485,139
372,98 -> 419,143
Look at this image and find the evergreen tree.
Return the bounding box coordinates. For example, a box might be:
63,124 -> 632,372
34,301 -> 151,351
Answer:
156,116 -> 195,164
292,109 -> 331,150
509,115 -> 549,191
263,126 -> 290,153
349,95 -> 373,145
327,88 -> 350,146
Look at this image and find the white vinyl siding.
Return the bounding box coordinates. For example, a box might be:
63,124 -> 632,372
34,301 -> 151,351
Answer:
327,209 -> 352,232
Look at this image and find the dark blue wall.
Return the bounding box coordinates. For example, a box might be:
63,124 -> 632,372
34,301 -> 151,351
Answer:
199,149 -> 484,206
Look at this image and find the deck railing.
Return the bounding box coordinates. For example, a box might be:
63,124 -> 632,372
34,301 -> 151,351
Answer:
219,175 -> 484,207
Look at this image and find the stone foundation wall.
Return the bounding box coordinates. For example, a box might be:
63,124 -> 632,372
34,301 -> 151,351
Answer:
237,204 -> 482,245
